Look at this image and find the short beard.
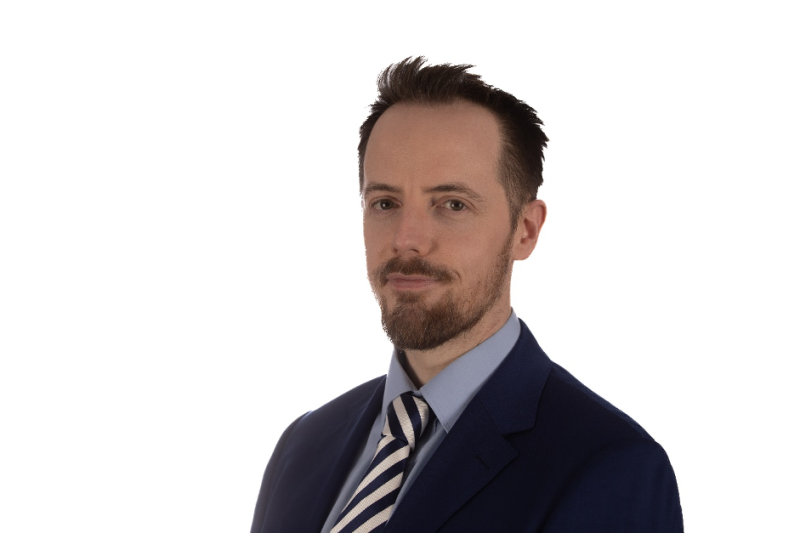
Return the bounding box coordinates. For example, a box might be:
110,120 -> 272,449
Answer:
372,233 -> 514,352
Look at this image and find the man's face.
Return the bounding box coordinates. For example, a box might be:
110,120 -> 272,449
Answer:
362,101 -> 517,351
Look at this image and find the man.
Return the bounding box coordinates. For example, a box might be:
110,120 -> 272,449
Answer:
251,57 -> 683,533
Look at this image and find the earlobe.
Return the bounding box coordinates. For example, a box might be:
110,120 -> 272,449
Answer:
512,199 -> 547,261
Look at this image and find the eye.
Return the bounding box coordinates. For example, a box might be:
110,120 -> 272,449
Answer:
371,198 -> 397,211
442,199 -> 467,211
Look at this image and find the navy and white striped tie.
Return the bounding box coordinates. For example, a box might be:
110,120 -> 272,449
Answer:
331,392 -> 430,533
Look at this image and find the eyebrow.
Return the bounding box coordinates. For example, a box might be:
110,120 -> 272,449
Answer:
362,182 -> 486,205
362,183 -> 402,197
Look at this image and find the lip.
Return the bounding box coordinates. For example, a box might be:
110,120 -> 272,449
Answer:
385,274 -> 441,291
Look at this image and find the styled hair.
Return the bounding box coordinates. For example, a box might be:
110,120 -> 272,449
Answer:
358,57 -> 549,224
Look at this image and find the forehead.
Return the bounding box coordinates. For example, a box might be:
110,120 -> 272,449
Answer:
363,101 -> 503,192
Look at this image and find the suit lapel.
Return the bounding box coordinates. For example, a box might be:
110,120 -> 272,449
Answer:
384,321 -> 552,532
384,399 -> 518,532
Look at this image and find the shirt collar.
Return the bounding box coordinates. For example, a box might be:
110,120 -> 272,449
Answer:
382,310 -> 521,433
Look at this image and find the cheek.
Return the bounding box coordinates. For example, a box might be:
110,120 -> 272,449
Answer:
363,233 -> 384,274
363,223 -> 393,255
454,233 -> 510,274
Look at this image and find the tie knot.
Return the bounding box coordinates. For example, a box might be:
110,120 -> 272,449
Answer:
383,392 -> 429,451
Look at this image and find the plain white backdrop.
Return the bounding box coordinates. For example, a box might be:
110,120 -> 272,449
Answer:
1,1 -> 798,531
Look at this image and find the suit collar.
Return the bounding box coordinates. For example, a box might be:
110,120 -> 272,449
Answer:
473,319 -> 552,434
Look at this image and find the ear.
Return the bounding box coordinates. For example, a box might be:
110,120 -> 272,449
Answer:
512,199 -> 547,261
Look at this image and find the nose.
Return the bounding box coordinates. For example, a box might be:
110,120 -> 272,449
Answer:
392,205 -> 433,256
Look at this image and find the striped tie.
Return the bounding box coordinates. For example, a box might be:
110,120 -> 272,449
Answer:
331,392 -> 430,533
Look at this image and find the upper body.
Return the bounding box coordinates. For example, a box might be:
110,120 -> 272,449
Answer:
251,57 -> 682,532
250,317 -> 683,532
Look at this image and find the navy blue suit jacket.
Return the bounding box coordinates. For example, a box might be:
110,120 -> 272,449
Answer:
251,321 -> 683,532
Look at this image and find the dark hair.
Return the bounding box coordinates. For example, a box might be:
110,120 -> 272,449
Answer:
358,57 -> 548,224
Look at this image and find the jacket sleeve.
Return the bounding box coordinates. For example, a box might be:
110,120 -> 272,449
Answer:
250,413 -> 308,533
541,439 -> 683,533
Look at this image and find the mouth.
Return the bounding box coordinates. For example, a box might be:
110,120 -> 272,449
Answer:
385,273 -> 442,291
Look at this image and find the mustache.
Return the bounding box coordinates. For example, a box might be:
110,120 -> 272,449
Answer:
376,257 -> 455,285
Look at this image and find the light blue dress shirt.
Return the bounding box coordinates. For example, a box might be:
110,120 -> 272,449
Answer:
321,311 -> 521,532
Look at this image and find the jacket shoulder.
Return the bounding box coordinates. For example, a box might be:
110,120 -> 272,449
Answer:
291,375 -> 386,435
535,368 -> 684,533
541,362 -> 652,443
543,438 -> 684,532
506,358 -> 682,530
250,375 -> 385,533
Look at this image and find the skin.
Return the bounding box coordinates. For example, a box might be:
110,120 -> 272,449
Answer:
362,100 -> 547,387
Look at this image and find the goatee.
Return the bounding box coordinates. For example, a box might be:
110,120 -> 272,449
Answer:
372,234 -> 513,351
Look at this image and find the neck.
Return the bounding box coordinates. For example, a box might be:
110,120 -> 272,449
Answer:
400,300 -> 512,387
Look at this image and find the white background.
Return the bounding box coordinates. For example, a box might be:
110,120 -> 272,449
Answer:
1,1 -> 798,531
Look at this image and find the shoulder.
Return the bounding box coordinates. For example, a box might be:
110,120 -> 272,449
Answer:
282,375 -> 386,441
539,362 -> 652,442
494,320 -> 652,446
250,375 -> 386,533
525,359 -> 666,477
536,363 -> 682,528
542,436 -> 683,531
511,359 -> 682,530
